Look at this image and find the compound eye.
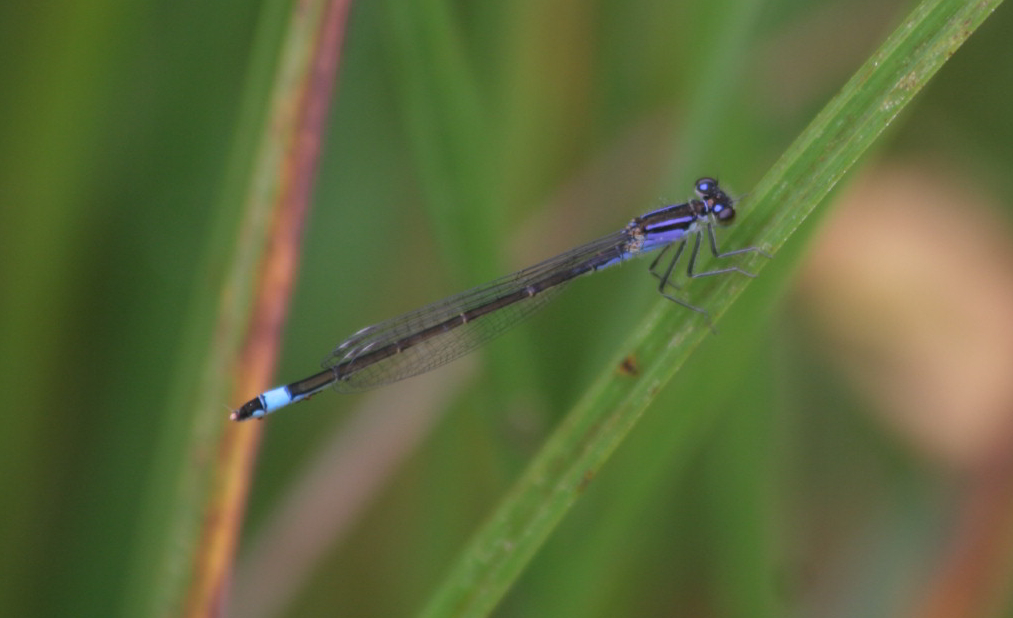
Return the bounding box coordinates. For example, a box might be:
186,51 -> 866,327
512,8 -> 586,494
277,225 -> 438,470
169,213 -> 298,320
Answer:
712,199 -> 736,223
695,177 -> 718,197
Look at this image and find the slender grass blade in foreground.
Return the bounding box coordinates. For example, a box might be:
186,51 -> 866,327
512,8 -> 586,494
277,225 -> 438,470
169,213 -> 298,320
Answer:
418,0 -> 1004,616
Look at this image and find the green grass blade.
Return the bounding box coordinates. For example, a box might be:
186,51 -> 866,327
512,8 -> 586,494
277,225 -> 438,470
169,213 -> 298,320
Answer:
419,0 -> 1004,616
122,0 -> 349,615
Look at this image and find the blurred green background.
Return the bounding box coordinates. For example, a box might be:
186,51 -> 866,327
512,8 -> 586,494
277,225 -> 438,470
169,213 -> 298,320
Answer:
3,0 -> 1013,617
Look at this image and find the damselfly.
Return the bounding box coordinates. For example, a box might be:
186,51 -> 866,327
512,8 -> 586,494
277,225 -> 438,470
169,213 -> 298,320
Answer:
232,177 -> 767,420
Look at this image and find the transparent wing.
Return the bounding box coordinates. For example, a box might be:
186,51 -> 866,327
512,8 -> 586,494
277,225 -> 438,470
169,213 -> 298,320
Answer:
323,230 -> 630,391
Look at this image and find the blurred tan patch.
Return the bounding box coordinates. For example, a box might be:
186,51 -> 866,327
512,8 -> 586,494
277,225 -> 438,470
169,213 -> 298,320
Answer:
796,165 -> 1013,468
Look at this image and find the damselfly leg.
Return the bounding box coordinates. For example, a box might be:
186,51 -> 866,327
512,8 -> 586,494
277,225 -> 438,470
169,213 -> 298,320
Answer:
654,222 -> 771,330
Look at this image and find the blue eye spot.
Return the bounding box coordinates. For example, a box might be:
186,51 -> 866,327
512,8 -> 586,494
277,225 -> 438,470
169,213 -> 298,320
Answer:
694,177 -> 719,197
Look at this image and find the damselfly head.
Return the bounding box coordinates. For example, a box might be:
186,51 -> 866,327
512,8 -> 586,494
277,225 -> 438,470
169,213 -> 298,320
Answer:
693,177 -> 736,225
